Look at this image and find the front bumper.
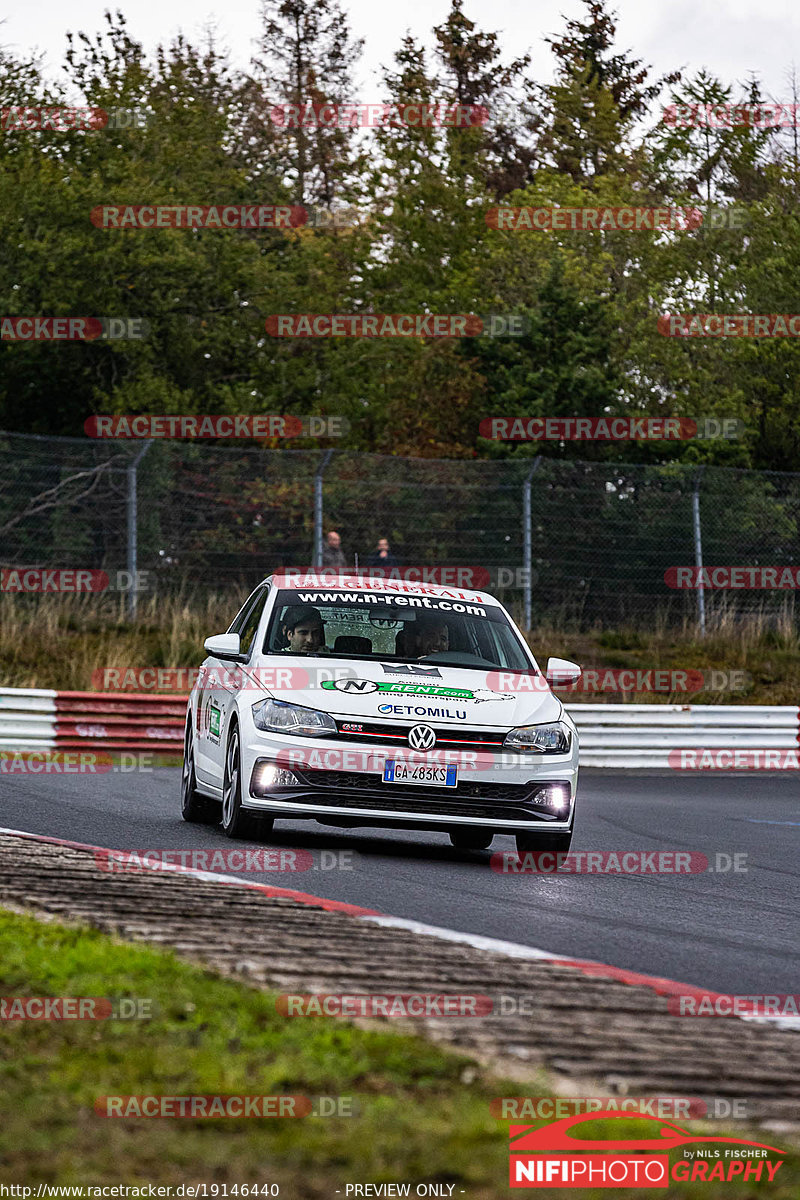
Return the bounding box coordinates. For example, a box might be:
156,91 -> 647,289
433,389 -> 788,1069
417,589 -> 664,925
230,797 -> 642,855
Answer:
241,733 -> 578,832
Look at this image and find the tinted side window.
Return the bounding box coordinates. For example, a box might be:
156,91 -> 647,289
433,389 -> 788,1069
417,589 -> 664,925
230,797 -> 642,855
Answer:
227,586 -> 265,635
238,587 -> 271,657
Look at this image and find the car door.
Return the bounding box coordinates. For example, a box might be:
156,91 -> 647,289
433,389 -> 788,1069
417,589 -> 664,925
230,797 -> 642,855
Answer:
210,583 -> 272,776
195,584 -> 269,789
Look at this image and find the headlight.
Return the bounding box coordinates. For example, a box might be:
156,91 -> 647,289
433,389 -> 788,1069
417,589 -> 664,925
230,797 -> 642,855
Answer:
503,722 -> 572,753
251,699 -> 337,737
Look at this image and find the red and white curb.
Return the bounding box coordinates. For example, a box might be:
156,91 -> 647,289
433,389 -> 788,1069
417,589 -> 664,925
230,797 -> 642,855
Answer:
0,689 -> 184,754
2,825 -> 796,1031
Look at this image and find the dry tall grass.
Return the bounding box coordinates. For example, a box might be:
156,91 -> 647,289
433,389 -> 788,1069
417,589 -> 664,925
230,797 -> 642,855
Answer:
0,591 -> 797,701
0,590 -> 235,691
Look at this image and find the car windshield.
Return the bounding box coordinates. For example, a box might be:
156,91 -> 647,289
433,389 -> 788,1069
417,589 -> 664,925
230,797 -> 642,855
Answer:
263,588 -> 534,672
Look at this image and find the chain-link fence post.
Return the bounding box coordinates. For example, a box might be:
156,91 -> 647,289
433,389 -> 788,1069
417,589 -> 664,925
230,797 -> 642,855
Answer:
126,441 -> 152,621
522,458 -> 542,631
692,466 -> 706,637
314,449 -> 334,566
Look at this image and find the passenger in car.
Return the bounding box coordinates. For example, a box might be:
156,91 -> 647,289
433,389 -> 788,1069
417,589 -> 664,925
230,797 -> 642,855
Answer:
280,605 -> 326,654
410,615 -> 450,656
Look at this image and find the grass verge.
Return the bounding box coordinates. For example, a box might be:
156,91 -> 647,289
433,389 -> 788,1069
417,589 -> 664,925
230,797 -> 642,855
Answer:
0,909 -> 798,1196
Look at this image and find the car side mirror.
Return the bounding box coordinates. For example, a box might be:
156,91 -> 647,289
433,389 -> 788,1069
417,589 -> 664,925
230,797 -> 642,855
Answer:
546,657 -> 582,687
204,633 -> 243,661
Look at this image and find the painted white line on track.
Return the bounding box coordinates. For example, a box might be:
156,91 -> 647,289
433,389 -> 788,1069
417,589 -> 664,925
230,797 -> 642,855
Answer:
745,820 -> 800,826
363,915 -> 569,960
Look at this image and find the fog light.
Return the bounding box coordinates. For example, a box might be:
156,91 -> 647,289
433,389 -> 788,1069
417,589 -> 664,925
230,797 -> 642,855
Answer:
534,783 -> 570,810
252,761 -> 299,793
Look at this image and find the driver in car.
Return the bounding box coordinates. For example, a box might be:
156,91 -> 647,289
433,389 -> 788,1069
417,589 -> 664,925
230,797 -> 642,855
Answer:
412,614 -> 450,656
280,605 -> 326,654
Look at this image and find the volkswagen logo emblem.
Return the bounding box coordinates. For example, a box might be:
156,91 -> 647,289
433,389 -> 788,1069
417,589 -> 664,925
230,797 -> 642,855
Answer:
408,724 -> 436,750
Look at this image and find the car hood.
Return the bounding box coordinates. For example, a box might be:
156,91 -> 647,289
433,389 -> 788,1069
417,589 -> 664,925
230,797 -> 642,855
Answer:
246,656 -> 563,727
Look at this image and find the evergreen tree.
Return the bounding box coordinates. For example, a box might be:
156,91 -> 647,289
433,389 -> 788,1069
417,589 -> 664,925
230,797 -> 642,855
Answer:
537,0 -> 679,186
249,0 -> 364,206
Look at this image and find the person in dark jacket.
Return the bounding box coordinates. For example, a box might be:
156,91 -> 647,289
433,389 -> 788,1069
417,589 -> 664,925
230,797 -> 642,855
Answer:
366,537 -> 400,569
321,530 -> 347,568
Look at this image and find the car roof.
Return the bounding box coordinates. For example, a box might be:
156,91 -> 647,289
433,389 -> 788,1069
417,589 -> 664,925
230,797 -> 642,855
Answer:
264,572 -> 497,604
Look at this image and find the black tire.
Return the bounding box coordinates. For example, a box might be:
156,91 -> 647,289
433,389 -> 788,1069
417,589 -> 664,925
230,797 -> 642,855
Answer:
181,718 -> 221,825
449,828 -> 494,850
515,829 -> 573,855
221,724 -> 272,840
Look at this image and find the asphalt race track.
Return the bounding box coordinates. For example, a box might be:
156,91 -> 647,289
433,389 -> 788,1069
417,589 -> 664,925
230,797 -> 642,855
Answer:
2,769 -> 797,997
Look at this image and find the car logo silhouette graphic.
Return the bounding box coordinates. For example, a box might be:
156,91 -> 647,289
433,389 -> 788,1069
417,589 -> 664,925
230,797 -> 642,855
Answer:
509,1112 -> 784,1155
408,724 -> 436,750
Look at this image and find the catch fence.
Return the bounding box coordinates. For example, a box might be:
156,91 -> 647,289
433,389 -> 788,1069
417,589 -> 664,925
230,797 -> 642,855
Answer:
1,431 -> 798,630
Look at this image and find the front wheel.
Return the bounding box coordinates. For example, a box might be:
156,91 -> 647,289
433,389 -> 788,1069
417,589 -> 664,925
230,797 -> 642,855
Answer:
449,828 -> 494,850
181,719 -> 221,825
515,829 -> 573,855
221,725 -> 272,840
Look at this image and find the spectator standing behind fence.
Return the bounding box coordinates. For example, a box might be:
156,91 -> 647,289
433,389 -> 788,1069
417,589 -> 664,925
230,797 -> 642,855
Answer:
321,530 -> 347,568
366,536 -> 400,569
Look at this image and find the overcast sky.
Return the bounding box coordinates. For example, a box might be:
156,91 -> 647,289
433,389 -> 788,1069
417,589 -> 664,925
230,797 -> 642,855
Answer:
2,0 -> 798,102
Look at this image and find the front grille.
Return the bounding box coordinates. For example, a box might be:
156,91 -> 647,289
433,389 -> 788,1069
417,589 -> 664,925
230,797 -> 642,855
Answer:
284,768 -> 563,822
333,719 -> 508,751
294,768 -> 531,801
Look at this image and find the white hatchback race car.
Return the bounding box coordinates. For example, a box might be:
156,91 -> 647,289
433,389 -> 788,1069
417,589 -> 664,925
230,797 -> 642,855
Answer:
180,574 -> 580,853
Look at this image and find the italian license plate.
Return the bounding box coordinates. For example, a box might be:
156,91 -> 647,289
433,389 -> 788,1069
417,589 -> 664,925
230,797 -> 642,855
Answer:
382,761 -> 458,787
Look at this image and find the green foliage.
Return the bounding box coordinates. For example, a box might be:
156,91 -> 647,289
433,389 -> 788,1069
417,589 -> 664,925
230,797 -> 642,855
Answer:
1,0 -> 800,470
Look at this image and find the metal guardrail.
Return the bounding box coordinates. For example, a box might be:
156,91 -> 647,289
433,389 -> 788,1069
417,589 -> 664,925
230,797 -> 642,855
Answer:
571,704 -> 800,768
1,690 -> 798,768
